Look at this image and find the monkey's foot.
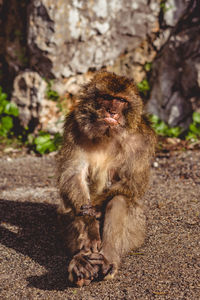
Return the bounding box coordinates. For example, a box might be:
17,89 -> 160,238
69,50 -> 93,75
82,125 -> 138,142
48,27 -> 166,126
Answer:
103,263 -> 118,280
87,253 -> 117,280
68,253 -> 99,287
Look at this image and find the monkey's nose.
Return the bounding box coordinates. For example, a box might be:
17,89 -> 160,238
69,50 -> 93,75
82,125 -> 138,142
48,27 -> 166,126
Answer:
108,110 -> 117,116
110,112 -> 118,119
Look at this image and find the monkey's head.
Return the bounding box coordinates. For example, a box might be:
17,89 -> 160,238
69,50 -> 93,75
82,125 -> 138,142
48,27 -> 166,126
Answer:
74,71 -> 143,140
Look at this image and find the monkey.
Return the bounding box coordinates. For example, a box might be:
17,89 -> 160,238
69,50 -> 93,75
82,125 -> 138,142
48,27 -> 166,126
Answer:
57,71 -> 156,287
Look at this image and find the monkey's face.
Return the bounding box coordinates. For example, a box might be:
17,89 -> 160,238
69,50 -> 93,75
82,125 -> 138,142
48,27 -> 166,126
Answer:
76,71 -> 143,139
75,95 -> 129,139
96,94 -> 128,128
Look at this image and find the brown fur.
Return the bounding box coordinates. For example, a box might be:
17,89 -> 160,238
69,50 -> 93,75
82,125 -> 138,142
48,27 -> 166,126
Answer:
57,71 -> 156,286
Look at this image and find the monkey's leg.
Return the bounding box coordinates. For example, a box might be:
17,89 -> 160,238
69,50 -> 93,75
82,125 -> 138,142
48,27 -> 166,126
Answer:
100,195 -> 146,280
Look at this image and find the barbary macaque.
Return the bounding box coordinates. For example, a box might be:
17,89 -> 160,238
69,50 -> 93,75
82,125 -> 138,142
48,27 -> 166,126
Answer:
57,71 -> 156,287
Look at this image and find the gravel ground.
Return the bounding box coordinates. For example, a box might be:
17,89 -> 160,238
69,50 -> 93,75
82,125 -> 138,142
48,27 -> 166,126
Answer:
0,150 -> 199,300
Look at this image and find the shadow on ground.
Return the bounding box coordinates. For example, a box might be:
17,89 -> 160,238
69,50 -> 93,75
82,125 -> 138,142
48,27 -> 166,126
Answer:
0,199 -> 70,291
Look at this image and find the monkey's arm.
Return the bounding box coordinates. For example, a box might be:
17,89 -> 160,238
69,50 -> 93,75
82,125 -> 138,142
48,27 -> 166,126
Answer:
58,149 -> 102,287
58,152 -> 91,215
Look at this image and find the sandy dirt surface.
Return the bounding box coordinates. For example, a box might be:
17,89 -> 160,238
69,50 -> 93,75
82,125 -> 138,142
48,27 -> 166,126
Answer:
0,150 -> 199,299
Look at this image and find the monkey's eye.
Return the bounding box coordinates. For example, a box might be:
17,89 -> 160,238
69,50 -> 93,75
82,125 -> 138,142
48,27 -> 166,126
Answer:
101,94 -> 113,101
118,98 -> 127,103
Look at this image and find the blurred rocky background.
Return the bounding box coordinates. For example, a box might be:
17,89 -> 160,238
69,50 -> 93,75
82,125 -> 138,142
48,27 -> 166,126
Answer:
0,0 -> 200,135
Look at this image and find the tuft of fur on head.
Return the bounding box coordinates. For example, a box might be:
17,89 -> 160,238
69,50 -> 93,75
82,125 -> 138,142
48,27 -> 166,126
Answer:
80,71 -> 140,101
73,71 -> 144,139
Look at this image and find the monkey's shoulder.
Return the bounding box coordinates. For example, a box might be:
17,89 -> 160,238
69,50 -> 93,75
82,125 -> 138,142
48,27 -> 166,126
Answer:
116,128 -> 154,151
140,114 -> 157,139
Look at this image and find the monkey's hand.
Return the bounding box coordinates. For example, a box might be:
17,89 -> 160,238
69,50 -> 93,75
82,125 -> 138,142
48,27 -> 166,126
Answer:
79,204 -> 102,219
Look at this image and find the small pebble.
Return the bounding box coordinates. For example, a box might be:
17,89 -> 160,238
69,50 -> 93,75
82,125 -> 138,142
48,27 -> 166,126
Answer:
153,161 -> 159,168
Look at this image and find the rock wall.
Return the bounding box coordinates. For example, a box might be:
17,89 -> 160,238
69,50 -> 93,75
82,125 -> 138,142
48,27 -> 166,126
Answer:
0,0 -> 199,132
0,0 -> 29,90
27,0 -> 160,78
147,0 -> 200,129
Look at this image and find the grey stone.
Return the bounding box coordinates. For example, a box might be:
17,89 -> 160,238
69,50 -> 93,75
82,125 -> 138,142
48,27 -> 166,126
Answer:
147,0 -> 200,129
164,0 -> 189,27
11,71 -> 47,128
11,70 -> 64,133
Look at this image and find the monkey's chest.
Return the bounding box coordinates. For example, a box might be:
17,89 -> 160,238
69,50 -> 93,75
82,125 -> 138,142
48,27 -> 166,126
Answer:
88,165 -> 114,193
86,150 -> 116,195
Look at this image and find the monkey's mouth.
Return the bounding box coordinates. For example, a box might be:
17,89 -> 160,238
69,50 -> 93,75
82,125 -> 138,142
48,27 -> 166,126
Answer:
104,113 -> 119,126
104,117 -> 118,126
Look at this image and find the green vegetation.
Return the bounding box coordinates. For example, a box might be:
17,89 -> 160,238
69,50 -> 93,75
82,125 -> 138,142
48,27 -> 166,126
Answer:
150,112 -> 200,141
160,0 -> 167,13
137,79 -> 150,97
186,112 -> 200,141
46,81 -> 60,101
149,114 -> 181,138
144,62 -> 152,72
0,87 -> 19,137
160,0 -> 174,14
32,132 -> 62,154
